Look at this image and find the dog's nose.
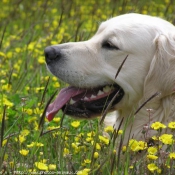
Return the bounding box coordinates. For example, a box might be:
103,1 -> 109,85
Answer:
44,46 -> 61,64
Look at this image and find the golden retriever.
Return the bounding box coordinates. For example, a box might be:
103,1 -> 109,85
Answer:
44,13 -> 175,143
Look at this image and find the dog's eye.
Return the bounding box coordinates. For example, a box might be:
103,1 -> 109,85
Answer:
102,41 -> 119,50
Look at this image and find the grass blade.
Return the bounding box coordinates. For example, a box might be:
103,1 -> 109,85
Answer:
100,90 -> 120,125
40,76 -> 50,106
39,90 -> 58,131
0,106 -> 6,148
115,55 -> 128,79
134,92 -> 160,115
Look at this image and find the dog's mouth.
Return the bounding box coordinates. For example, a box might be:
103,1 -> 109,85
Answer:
46,84 -> 124,121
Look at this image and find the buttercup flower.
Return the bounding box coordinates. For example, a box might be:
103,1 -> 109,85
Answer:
35,162 -> 48,171
19,149 -> 29,156
77,168 -> 90,175
147,147 -> 158,155
147,163 -> 158,172
129,139 -> 147,152
104,126 -> 114,132
94,152 -> 99,158
99,135 -> 109,145
27,142 -> 44,148
169,152 -> 175,159
53,117 -> 61,122
63,148 -> 69,156
151,122 -> 166,130
71,121 -> 80,128
168,122 -> 175,129
159,134 -> 173,144
48,164 -> 56,170
84,159 -> 91,164
147,154 -> 158,160
15,135 -> 26,144
20,129 -> 30,136
95,143 -> 101,150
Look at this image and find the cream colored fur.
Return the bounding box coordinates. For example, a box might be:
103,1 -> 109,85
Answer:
48,13 -> 175,143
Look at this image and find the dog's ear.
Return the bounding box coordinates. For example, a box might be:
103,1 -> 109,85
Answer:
144,34 -> 175,100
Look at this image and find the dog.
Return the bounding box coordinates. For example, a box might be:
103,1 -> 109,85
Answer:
44,13 -> 175,143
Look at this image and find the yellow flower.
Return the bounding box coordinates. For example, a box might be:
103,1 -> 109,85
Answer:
72,143 -> 80,153
77,168 -> 90,175
159,134 -> 173,145
19,149 -> 29,156
2,85 -> 11,92
48,164 -> 56,170
28,42 -> 35,50
84,159 -> 91,164
53,82 -> 60,88
169,152 -> 175,159
147,147 -> 158,155
38,56 -> 45,64
35,87 -> 44,93
96,143 -> 101,150
122,146 -> 127,152
25,109 -> 33,115
71,121 -> 80,128
151,122 -> 166,130
15,47 -> 22,53
27,142 -> 44,148
94,152 -> 99,159
129,139 -> 138,151
147,154 -> 158,160
34,107 -> 43,115
0,51 -> 6,57
86,137 -> 93,142
168,122 -> 175,129
157,168 -> 162,174
147,163 -> 158,172
53,117 -> 61,122
129,139 -> 147,152
1,97 -> 13,107
2,139 -> 7,146
138,141 -> 147,150
118,130 -> 123,135
63,148 -> 69,156
35,162 -> 48,171
104,126 -> 114,132
28,117 -> 37,123
87,131 -> 95,137
152,136 -> 158,140
9,161 -> 14,168
99,135 -> 109,145
52,77 -> 57,81
15,135 -> 26,144
20,129 -> 30,136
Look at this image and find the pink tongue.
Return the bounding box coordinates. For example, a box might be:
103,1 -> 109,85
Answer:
46,87 -> 85,121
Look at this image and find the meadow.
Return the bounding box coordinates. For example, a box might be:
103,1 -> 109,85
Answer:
0,0 -> 175,174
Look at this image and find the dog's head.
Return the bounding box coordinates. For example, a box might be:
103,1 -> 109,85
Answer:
44,13 -> 175,121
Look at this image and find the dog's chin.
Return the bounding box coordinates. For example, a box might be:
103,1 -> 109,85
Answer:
46,84 -> 124,121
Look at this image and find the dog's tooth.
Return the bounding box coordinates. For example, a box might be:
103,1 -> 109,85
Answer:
70,98 -> 76,104
90,95 -> 96,99
97,90 -> 104,96
103,86 -> 111,93
84,97 -> 89,101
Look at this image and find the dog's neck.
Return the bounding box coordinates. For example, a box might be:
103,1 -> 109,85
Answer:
112,94 -> 175,143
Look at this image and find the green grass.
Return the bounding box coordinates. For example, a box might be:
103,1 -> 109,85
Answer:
0,0 -> 175,174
